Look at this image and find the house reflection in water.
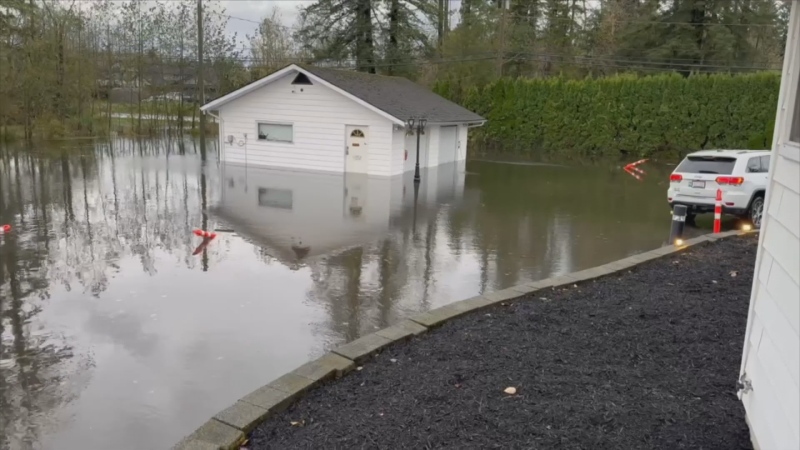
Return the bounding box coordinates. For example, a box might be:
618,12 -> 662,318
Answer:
211,161 -> 466,269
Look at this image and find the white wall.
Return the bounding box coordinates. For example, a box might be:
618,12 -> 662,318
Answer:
403,129 -> 430,173
218,72 -> 394,176
458,124 -> 470,161
740,3 -> 800,449
398,124 -> 471,173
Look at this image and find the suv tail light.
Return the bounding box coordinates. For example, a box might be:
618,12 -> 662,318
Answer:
669,174 -> 683,182
716,176 -> 744,186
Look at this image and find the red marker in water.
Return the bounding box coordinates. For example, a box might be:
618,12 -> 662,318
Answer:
193,229 -> 217,239
0,224 -> 10,234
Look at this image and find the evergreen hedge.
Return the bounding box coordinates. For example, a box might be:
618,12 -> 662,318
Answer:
434,72 -> 780,160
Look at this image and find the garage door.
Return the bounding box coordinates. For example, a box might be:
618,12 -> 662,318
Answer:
438,126 -> 458,165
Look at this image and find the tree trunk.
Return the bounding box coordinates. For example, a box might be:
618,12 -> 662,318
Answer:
355,0 -> 375,73
56,25 -> 65,118
437,0 -> 445,48
387,0 -> 399,75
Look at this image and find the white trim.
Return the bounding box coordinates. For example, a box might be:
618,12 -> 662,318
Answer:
201,65 -> 296,111
201,64 -> 406,126
256,121 -> 294,143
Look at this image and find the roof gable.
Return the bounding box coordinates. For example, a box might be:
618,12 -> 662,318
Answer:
201,64 -> 485,124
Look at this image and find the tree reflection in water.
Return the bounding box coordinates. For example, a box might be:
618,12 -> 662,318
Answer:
0,137 -> 674,450
0,138 -> 218,448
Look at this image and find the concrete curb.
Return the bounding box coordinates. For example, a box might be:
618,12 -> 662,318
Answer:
171,229 -> 753,449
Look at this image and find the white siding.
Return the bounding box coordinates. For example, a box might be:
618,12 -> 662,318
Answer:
402,123 -> 473,169
391,128 -> 406,175
425,126 -> 441,168
218,72 -> 394,176
740,3 -> 800,449
457,125 -> 469,161
438,125 -> 458,164
403,128 -> 430,173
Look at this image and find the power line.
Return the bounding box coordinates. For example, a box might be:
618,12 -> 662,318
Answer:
502,12 -> 783,28
116,52 -> 777,74
221,9 -> 782,29
203,51 -> 778,72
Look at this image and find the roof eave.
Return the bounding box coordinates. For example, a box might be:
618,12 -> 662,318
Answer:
200,64 -> 299,112
200,64 -> 406,126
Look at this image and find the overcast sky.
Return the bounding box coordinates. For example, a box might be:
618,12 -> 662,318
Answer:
219,0 -> 464,51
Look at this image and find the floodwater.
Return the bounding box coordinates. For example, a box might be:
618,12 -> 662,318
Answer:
0,138 -> 693,450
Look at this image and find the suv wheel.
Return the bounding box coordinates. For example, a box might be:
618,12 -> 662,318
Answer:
750,196 -> 764,229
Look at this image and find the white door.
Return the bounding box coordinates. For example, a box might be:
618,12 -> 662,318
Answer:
346,126 -> 369,173
438,125 -> 458,165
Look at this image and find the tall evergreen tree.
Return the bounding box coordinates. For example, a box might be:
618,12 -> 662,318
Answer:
295,0 -> 377,72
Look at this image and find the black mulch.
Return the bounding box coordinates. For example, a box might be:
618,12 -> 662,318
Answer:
249,236 -> 757,450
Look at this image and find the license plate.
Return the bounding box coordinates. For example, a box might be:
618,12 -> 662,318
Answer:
691,180 -> 706,188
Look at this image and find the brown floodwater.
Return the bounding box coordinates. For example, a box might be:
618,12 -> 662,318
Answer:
0,138 -> 728,450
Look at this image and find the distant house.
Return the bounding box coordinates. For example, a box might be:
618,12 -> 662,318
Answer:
145,64 -> 219,100
95,60 -> 219,103
200,64 -> 486,176
738,2 -> 799,450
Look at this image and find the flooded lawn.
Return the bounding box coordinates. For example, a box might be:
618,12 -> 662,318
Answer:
1,138 -> 696,450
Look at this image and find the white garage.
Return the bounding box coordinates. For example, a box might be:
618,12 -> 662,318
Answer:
200,64 -> 486,177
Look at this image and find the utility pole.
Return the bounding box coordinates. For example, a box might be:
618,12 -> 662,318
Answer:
197,0 -> 207,161
497,0 -> 507,77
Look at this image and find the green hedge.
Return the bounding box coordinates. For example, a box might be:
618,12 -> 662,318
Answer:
434,72 -> 780,160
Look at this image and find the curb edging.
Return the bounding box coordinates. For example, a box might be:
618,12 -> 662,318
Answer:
172,230 -> 752,450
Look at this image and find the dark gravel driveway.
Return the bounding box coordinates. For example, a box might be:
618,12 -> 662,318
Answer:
249,235 -> 756,450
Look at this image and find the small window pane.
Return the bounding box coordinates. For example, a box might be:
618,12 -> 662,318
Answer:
675,156 -> 736,175
760,155 -> 771,172
258,123 -> 293,142
746,157 -> 761,173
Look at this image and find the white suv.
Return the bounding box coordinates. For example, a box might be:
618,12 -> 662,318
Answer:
667,149 -> 770,228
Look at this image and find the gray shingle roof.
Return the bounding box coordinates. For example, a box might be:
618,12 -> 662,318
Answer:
301,65 -> 485,123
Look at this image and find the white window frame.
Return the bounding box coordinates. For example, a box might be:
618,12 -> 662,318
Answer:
256,121 -> 294,143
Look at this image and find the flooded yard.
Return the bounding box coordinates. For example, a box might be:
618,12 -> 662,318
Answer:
1,138 -> 687,449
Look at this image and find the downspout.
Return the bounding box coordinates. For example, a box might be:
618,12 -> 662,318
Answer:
462,121 -> 487,160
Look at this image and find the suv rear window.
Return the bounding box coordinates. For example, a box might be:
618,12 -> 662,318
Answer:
675,156 -> 737,174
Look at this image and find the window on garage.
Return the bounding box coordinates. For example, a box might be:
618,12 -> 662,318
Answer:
257,123 -> 293,143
